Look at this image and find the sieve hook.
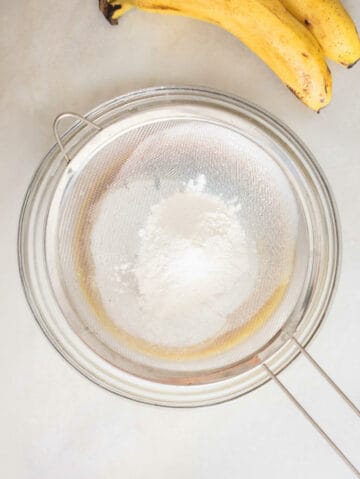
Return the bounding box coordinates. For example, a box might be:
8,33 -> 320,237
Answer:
262,337 -> 360,477
53,112 -> 102,164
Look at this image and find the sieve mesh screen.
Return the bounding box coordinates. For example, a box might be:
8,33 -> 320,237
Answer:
50,119 -> 309,382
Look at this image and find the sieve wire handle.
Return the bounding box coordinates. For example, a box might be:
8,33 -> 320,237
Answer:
262,337 -> 360,478
53,112 -> 102,164
290,336 -> 360,417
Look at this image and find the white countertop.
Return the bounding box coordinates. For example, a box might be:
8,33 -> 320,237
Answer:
1,1 -> 360,478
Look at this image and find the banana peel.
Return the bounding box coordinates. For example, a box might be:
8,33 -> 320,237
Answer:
281,0 -> 360,68
99,0 -> 332,111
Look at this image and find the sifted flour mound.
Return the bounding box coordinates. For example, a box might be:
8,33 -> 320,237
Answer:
133,175 -> 256,346
91,174 -> 258,348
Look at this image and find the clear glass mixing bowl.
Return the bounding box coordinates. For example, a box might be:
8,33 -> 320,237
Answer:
18,87 -> 339,406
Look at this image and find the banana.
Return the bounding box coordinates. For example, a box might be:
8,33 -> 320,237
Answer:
100,0 -> 332,111
280,0 -> 360,67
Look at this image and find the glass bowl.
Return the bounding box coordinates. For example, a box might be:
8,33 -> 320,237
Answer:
18,87 -> 339,406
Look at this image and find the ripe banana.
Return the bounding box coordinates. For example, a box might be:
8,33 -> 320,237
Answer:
280,0 -> 360,67
100,0 -> 332,111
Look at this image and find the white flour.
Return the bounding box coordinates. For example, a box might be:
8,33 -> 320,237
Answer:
91,174 -> 258,348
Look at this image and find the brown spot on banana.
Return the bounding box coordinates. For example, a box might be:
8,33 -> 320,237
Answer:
347,58 -> 360,69
286,85 -> 303,101
147,4 -> 181,12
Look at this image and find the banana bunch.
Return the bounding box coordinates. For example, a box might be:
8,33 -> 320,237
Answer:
99,0 -> 360,111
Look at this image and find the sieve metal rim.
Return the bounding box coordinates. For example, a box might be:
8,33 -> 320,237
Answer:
18,86 -> 340,407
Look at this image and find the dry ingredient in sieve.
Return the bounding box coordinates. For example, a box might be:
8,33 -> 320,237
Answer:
92,174 -> 258,348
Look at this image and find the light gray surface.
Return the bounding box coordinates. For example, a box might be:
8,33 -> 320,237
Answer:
0,1 -> 359,478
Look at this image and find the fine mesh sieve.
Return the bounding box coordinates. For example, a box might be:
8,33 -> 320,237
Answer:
51,119 -> 307,381
19,88 -> 359,476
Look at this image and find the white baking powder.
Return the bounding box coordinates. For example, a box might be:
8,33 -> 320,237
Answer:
104,175 -> 256,347
90,169 -> 259,348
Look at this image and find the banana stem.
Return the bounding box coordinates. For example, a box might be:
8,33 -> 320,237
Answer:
99,0 -> 134,24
